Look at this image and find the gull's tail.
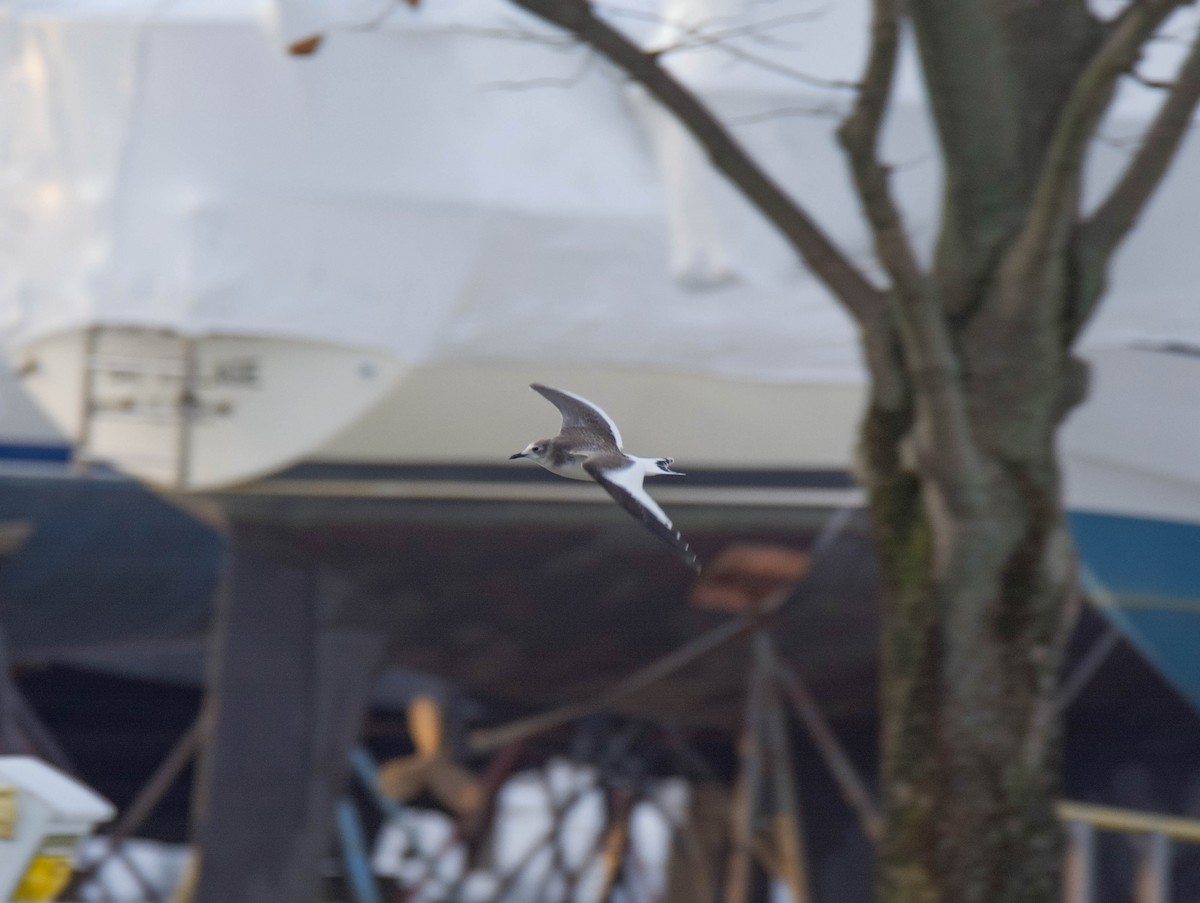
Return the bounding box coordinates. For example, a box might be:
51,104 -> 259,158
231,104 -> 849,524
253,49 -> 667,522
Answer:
648,456 -> 685,476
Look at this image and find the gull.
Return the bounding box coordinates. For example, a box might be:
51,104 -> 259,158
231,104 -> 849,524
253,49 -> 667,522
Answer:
509,383 -> 701,574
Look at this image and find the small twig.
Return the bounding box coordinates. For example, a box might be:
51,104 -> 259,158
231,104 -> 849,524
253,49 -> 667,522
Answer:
1074,19 -> 1200,332
505,0 -> 886,325
726,102 -> 846,125
438,24 -> 580,48
597,3 -> 833,59
480,51 -> 595,92
694,41 -> 857,92
1001,0 -> 1190,324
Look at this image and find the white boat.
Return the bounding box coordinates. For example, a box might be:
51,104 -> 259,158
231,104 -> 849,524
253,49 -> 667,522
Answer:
0,0 -> 1198,703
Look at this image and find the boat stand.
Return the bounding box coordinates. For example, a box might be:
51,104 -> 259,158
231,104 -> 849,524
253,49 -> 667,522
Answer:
189,523 -> 391,903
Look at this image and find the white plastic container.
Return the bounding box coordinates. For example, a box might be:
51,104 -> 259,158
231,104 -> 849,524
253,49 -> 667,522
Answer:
0,757 -> 115,902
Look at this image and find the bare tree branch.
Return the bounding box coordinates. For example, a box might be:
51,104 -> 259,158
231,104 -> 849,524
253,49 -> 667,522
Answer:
836,0 -> 925,307
836,0 -> 981,502
997,0 -> 1189,321
1073,22 -> 1200,329
599,5 -> 836,57
832,0 -> 913,421
502,0 -> 886,324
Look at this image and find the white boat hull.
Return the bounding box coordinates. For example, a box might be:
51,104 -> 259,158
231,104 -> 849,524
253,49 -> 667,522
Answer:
16,327 -> 403,490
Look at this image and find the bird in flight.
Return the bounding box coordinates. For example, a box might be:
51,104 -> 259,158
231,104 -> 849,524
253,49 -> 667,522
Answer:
510,383 -> 701,573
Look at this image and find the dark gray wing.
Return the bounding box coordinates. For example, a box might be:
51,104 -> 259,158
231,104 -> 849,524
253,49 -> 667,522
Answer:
585,458 -> 701,574
531,384 -> 623,449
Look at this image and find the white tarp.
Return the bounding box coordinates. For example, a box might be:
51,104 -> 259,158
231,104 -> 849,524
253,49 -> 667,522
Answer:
0,0 -> 1198,385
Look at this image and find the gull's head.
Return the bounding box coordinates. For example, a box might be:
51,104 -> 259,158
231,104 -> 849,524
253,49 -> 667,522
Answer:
509,440 -> 551,463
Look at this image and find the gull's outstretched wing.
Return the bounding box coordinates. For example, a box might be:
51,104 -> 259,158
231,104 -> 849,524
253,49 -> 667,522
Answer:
585,457 -> 701,574
531,384 -> 623,449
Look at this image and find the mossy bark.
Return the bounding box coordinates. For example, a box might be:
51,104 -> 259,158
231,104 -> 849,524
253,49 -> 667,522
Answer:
854,5 -> 1130,899
864,383 -> 1076,903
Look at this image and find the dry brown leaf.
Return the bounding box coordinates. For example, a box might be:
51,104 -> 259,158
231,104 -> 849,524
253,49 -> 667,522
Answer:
287,35 -> 323,56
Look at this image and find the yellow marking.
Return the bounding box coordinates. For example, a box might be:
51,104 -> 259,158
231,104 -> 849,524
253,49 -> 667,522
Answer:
0,786 -> 17,839
12,843 -> 76,902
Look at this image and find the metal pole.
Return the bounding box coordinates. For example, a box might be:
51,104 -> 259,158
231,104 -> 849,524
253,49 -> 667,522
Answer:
756,637 -> 811,903
726,635 -> 770,903
336,798 -> 382,903
772,657 -> 882,841
1055,624 -> 1121,713
1136,832 -> 1172,903
1062,819 -> 1095,903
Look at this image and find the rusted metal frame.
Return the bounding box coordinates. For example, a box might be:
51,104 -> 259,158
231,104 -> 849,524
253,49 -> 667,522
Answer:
336,797 -> 383,903
563,790 -> 629,901
468,589 -> 788,754
0,626 -> 28,756
480,780 -> 598,903
387,742 -> 526,903
641,789 -> 722,903
471,507 -> 860,754
63,705 -> 210,902
8,685 -> 75,774
772,655 -> 882,841
526,766 -> 585,902
1055,622 -> 1122,713
756,635 -> 812,903
622,825 -> 660,902
725,631 -> 772,903
594,788 -> 635,903
1056,800 -> 1200,903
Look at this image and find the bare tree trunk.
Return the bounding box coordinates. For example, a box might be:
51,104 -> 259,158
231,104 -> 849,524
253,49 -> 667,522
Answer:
864,374 -> 1076,902
853,2 -> 1199,896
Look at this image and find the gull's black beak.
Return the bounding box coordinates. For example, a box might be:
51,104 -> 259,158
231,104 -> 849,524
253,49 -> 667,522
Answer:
509,452 -> 526,460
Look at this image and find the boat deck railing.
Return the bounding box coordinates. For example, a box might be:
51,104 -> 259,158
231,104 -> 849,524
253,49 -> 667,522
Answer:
1059,800 -> 1200,903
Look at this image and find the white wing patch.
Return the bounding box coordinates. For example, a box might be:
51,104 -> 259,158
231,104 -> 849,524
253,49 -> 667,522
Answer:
584,453 -> 701,572
604,459 -> 672,529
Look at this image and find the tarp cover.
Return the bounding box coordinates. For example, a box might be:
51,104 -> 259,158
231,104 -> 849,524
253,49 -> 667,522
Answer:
0,0 -> 1198,383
